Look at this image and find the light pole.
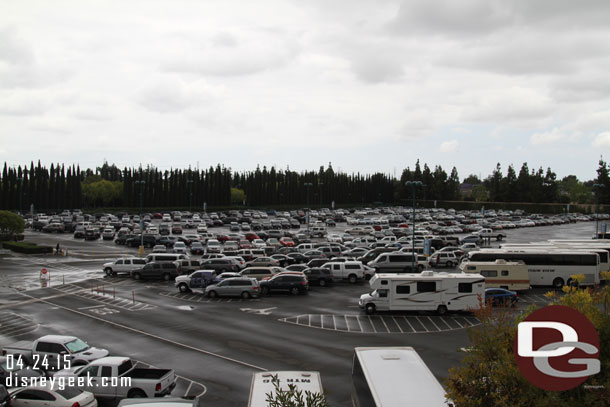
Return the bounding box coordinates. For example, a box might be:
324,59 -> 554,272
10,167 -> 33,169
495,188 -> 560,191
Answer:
593,184 -> 605,239
405,181 -> 423,272
304,182 -> 312,230
135,180 -> 146,253
187,179 -> 193,212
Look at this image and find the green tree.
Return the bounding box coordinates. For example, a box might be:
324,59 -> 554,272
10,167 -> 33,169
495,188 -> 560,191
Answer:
265,375 -> 330,407
559,175 -> 591,203
471,185 -> 488,202
0,210 -> 25,236
231,187 -> 246,205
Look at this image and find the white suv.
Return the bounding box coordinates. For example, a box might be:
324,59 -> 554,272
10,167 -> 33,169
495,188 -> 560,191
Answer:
429,252 -> 458,268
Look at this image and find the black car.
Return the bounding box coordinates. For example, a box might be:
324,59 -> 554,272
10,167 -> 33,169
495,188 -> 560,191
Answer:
306,258 -> 328,268
287,252 -> 308,264
84,228 -> 100,240
126,234 -> 158,248
303,268 -> 333,287
158,236 -> 179,248
259,274 -> 309,295
131,262 -> 179,281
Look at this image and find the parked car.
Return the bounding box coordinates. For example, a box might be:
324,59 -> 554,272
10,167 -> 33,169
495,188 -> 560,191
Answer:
130,262 -> 179,281
259,274 -> 309,295
175,270 -> 218,292
190,242 -> 205,255
204,278 -> 260,299
173,241 -> 188,254
174,259 -> 202,274
152,245 -> 167,253
9,384 -> 97,407
0,355 -> 45,387
199,259 -> 240,274
101,228 -> 115,240
485,288 -> 518,306
245,257 -> 280,267
54,357 -> 175,399
303,268 -> 333,287
429,251 -> 458,268
239,267 -> 280,281
102,257 -> 146,277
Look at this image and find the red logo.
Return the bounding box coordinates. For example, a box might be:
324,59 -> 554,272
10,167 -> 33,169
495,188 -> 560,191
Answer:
514,305 -> 600,391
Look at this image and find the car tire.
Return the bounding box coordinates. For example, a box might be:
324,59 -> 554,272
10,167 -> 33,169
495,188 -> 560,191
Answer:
319,279 -> 327,287
178,283 -> 190,293
127,390 -> 146,398
437,305 -> 448,315
553,278 -> 565,289
365,304 -> 376,315
446,261 -> 454,268
208,290 -> 218,298
290,287 -> 300,295
261,286 -> 270,295
104,268 -> 113,276
497,235 -> 503,241
162,273 -> 171,281
241,291 -> 251,299
348,274 -> 357,284
417,264 -> 424,272
133,273 -> 141,280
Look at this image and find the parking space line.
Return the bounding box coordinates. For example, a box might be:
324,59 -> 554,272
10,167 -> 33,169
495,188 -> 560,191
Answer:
402,316 -> 415,332
439,317 -> 453,330
355,316 -> 364,332
391,317 -> 403,333
379,316 -> 391,333
367,316 -> 377,333
427,316 -> 442,331
415,316 -> 429,332
345,316 -> 351,332
332,315 -> 337,330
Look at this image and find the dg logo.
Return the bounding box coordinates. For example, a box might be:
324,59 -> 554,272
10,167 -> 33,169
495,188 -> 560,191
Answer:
514,305 -> 600,391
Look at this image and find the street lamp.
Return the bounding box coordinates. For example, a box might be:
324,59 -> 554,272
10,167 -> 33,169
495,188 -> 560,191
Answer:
187,179 -> 193,211
135,180 -> 146,253
304,182 -> 312,230
593,184 -> 605,239
405,181 -> 424,272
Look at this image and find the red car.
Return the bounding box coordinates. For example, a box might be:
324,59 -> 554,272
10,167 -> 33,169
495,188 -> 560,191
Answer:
216,234 -> 230,243
279,237 -> 295,247
244,232 -> 260,242
239,239 -> 253,249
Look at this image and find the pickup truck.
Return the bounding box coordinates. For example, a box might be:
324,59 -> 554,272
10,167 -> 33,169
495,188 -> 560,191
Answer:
103,258 -> 147,276
474,228 -> 507,241
54,357 -> 176,399
174,270 -> 217,292
2,335 -> 108,369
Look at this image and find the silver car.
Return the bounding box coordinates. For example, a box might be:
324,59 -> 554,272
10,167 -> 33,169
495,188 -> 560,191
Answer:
204,278 -> 260,299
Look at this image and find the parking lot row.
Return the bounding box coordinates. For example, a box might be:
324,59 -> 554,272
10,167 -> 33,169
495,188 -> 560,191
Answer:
0,311 -> 39,338
279,313 -> 481,334
159,290 -> 260,303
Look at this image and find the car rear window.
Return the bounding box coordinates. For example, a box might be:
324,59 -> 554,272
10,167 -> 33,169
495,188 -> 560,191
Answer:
117,359 -> 133,376
56,388 -> 82,399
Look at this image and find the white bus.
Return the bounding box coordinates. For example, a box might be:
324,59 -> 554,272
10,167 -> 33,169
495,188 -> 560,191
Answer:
248,371 -> 323,407
467,249 -> 600,288
501,243 -> 610,273
460,259 -> 530,291
351,347 -> 450,407
359,271 -> 485,315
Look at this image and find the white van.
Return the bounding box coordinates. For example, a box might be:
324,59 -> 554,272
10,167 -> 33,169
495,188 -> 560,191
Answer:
145,253 -> 188,263
321,261 -> 366,283
460,259 -> 530,291
359,271 -> 485,315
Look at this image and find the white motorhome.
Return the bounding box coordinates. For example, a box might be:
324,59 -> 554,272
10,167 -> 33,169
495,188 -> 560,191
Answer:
460,259 -> 530,291
351,347 -> 450,407
359,271 -> 484,315
248,371 -> 323,407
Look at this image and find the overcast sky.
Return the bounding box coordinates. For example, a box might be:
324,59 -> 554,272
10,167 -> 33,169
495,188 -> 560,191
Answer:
1,0 -> 609,180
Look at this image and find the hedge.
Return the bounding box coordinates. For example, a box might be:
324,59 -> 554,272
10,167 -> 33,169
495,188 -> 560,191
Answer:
2,241 -> 53,254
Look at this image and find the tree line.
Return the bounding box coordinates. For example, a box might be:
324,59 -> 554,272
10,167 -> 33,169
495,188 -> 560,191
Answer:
0,159 -> 608,211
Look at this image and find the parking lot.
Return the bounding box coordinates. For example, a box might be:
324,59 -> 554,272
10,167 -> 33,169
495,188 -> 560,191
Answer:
0,218 -> 600,406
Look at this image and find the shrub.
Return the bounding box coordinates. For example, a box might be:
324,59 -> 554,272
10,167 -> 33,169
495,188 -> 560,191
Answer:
1,241 -> 53,254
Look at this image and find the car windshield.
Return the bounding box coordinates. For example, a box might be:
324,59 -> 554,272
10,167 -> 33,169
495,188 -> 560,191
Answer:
65,338 -> 89,353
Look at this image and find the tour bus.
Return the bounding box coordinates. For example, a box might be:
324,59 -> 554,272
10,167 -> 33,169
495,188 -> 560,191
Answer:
248,371 -> 323,407
351,347 -> 450,407
467,249 -> 600,288
459,259 -> 530,290
500,243 -> 610,274
359,271 -> 485,315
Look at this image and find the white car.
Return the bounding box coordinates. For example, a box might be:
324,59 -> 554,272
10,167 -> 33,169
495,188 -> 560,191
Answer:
327,234 -> 343,243
162,214 -> 172,222
10,385 -> 97,407
196,224 -> 208,234
173,242 -> 188,254
251,239 -> 266,249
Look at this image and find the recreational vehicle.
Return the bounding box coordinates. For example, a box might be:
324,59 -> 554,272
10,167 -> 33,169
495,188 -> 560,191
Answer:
460,259 -> 530,290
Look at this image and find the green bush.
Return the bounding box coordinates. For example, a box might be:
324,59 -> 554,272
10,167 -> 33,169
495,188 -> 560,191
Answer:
2,241 -> 53,254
